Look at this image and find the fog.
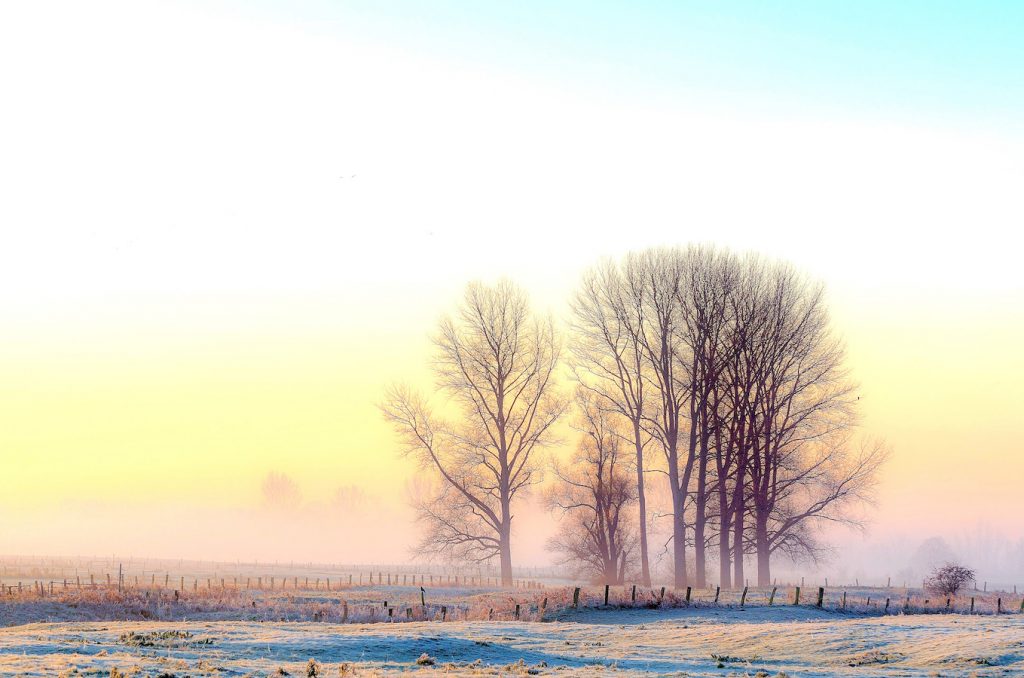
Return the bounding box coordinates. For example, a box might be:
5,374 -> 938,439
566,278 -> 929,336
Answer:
2,470 -> 1020,591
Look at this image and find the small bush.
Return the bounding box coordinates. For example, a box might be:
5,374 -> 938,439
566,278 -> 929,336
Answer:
924,564 -> 975,596
415,653 -> 435,666
306,659 -> 322,677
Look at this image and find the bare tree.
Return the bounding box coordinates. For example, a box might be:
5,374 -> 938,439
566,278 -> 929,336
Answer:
261,471 -> 302,511
925,564 -> 975,596
718,260 -> 887,585
628,249 -> 693,589
569,259 -> 653,586
547,391 -> 637,584
674,246 -> 739,588
381,280 -> 566,585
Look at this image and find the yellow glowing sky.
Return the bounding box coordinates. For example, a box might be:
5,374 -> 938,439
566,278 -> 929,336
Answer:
0,1 -> 1022,563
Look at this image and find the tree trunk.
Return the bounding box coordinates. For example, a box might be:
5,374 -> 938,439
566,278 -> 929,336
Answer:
499,523 -> 513,586
718,508 -> 732,589
713,392 -> 731,589
732,486 -> 745,588
633,421 -> 652,587
672,489 -> 688,589
673,517 -> 688,589
755,512 -> 771,587
694,412 -> 709,588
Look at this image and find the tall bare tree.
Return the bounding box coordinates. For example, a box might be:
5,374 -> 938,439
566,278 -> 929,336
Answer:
381,280 -> 566,585
629,249 -> 693,589
569,260 -> 653,586
674,246 -> 739,588
736,260 -> 886,585
547,391 -> 637,584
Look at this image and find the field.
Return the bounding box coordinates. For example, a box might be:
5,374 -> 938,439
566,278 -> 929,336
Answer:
2,559 -> 1023,677
2,605 -> 1023,677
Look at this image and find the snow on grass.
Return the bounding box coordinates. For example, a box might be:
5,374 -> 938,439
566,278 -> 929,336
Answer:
0,605 -> 1021,677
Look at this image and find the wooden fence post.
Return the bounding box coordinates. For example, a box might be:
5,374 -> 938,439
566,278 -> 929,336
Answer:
884,597 -> 890,613
714,586 -> 721,603
604,584 -> 609,606
686,586 -> 692,604
816,587 -> 824,608
631,584 -> 636,602
970,597 -> 975,613
768,586 -> 777,606
794,586 -> 801,605
739,586 -> 747,607
573,587 -> 580,608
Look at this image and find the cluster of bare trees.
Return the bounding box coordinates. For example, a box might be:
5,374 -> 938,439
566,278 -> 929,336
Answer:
382,245 -> 888,588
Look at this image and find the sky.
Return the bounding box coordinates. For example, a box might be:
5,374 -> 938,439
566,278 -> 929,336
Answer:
0,1 -> 1022,576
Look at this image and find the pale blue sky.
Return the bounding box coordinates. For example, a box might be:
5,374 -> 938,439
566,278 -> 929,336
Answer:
226,0 -> 1024,129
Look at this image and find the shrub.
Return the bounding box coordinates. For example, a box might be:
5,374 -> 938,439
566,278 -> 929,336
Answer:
924,563 -> 975,596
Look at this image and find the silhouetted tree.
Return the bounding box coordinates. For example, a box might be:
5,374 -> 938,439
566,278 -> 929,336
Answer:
261,471 -> 302,511
626,249 -> 694,588
381,280 -> 566,585
569,259 -> 653,585
925,564 -> 975,596
547,391 -> 637,584
675,246 -> 739,588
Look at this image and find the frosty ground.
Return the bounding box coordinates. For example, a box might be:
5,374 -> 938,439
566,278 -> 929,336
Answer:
2,604 -> 1022,677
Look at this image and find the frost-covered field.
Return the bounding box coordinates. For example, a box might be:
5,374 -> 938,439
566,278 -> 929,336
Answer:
2,605 -> 1022,677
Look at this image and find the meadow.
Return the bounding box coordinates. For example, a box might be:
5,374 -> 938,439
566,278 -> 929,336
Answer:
2,557 -> 1022,677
